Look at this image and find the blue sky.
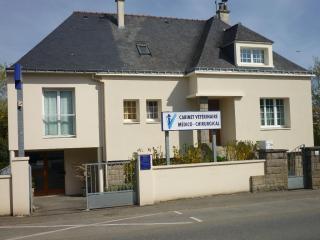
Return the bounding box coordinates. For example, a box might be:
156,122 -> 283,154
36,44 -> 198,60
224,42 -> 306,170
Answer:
0,0 -> 319,69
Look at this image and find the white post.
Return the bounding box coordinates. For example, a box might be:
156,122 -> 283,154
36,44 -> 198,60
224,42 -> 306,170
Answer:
137,154 -> 154,206
11,156 -> 30,216
97,148 -> 104,193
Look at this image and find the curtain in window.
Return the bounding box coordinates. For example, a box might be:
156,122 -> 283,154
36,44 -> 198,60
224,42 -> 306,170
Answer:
60,91 -> 74,135
44,91 -> 58,135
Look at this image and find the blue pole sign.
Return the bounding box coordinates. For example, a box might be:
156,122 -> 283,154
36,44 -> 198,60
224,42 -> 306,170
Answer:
139,155 -> 151,170
14,64 -> 22,90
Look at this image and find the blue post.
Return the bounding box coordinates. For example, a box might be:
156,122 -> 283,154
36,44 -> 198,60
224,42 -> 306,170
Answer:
14,64 -> 25,157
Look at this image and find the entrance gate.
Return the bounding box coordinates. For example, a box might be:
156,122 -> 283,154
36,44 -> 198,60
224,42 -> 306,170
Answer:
85,161 -> 136,210
287,147 -> 312,190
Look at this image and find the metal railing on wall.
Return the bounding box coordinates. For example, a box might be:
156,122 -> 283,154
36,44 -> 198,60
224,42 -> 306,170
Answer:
85,161 -> 136,195
0,165 -> 11,175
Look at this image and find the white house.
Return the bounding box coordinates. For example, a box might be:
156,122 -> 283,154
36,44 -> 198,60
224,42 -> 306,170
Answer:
6,0 -> 314,196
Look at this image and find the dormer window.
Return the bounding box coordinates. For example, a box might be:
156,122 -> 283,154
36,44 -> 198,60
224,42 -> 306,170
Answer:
240,48 -> 265,64
235,42 -> 274,68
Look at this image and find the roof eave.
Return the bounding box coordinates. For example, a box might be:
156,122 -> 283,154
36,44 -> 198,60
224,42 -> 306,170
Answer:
186,68 -> 314,78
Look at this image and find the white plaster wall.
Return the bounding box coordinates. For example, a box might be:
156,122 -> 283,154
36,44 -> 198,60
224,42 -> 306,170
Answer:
64,148 -> 97,195
220,97 -> 236,145
7,72 -> 313,162
151,160 -> 265,203
103,77 -> 198,161
0,176 -> 12,215
7,73 -> 101,151
11,157 -> 30,215
196,75 -> 313,150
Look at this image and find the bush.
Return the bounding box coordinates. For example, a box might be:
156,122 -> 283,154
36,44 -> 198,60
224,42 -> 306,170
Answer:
226,140 -> 257,161
131,144 -> 223,167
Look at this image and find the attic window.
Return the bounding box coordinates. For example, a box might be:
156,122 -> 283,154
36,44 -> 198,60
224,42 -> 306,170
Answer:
240,48 -> 265,64
136,43 -> 151,56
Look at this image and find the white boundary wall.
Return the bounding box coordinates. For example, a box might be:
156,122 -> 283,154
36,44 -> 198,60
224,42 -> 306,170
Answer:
0,175 -> 12,216
138,159 -> 265,205
0,156 -> 31,216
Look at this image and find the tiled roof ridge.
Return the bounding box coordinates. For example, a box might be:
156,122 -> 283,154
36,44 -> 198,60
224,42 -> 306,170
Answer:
73,11 -> 207,22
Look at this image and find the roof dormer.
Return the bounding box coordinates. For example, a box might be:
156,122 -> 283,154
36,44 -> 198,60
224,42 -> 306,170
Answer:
222,23 -> 274,68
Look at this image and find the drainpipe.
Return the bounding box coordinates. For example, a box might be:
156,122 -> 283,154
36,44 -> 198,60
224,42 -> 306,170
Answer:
92,74 -> 108,193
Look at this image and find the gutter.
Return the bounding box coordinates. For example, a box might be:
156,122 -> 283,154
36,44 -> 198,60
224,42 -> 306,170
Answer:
6,68 -> 313,78
186,68 -> 314,78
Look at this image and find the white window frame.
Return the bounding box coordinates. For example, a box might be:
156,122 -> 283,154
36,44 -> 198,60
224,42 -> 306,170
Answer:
123,100 -> 140,123
146,100 -> 161,123
235,42 -> 274,68
240,48 -> 265,64
260,98 -> 286,129
43,89 -> 76,137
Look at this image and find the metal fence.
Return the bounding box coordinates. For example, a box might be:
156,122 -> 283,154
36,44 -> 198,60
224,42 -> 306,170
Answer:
0,165 -> 11,175
85,161 -> 136,209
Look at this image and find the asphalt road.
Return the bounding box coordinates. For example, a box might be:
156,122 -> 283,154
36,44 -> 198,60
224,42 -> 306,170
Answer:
1,190 -> 320,240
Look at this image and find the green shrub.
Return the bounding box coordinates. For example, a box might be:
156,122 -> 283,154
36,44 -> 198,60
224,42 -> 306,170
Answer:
149,147 -> 166,166
226,140 -> 257,161
0,137 -> 8,169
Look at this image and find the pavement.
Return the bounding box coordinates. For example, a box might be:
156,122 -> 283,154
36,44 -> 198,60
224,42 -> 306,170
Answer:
1,190 -> 320,240
32,195 -> 86,216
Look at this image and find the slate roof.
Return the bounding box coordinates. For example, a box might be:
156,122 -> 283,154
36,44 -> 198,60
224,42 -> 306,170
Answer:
222,23 -> 273,46
13,12 -> 307,74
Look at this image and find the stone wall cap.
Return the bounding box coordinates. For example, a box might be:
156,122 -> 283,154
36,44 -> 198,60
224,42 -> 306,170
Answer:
258,149 -> 288,153
153,159 -> 266,170
0,175 -> 11,179
303,147 -> 320,150
12,157 -> 30,162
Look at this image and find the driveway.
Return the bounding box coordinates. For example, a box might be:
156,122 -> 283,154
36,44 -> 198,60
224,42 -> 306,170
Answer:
1,190 -> 320,240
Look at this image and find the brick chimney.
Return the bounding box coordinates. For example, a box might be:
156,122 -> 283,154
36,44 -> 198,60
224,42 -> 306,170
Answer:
115,0 -> 125,29
216,0 -> 230,24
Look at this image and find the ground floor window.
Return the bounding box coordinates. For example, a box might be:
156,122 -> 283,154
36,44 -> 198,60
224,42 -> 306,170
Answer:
260,98 -> 285,127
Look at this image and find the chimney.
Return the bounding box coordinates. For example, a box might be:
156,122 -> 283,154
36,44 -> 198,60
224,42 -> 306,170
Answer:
216,0 -> 230,24
115,0 -> 125,29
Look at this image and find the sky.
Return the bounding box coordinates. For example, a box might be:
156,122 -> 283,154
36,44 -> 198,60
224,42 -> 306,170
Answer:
0,0 -> 319,69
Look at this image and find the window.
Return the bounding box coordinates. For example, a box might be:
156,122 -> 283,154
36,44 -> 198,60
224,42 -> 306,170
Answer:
241,48 -> 265,64
260,99 -> 285,127
43,90 -> 75,136
136,43 -> 151,56
252,49 -> 265,63
124,100 -> 139,122
146,100 -> 161,122
240,48 -> 251,63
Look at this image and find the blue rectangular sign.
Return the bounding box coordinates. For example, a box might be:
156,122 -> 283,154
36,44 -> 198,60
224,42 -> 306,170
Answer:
14,64 -> 22,90
140,155 -> 151,170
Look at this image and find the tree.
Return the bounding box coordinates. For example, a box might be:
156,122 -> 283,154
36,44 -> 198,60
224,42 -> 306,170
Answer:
0,64 -> 8,169
0,64 -> 6,100
312,57 -> 320,145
